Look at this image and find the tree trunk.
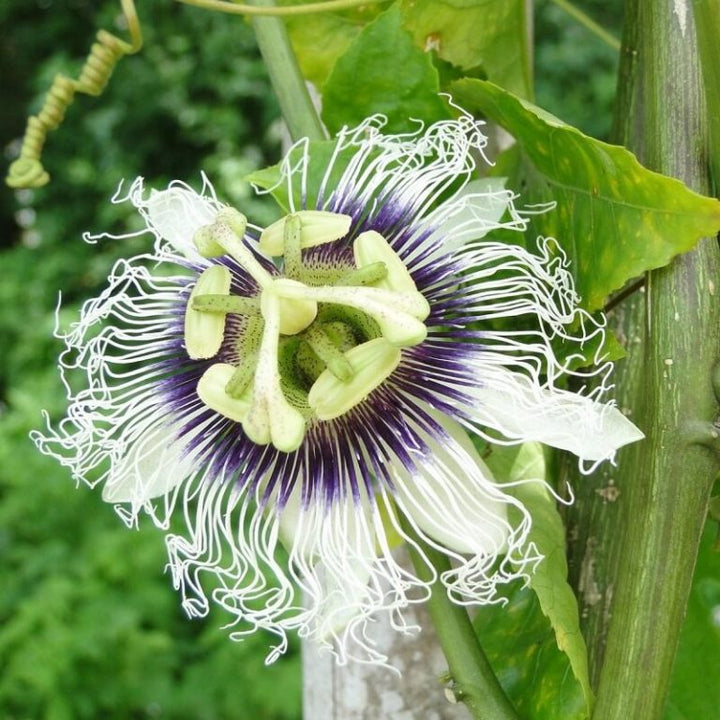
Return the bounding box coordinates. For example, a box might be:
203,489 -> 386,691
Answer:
302,553 -> 470,720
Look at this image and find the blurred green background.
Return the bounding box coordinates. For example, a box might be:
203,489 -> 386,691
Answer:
1,2 -> 684,719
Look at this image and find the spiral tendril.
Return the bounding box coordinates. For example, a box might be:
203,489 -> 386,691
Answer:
6,0 -> 142,189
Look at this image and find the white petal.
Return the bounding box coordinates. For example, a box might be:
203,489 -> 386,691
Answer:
142,186 -> 221,258
427,177 -> 513,252
278,490 -> 377,637
391,412 -> 512,556
470,367 -> 644,462
101,421 -> 192,504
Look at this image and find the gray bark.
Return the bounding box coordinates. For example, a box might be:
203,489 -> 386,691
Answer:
302,597 -> 470,720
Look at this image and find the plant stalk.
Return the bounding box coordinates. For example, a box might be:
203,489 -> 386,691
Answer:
548,0 -> 621,51
180,0 -> 390,15
247,0 -> 326,143
585,1 -> 720,718
403,522 -> 519,720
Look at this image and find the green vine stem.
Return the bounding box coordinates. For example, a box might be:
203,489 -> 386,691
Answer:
247,0 -> 326,143
548,0 -> 621,51
578,2 -> 720,718
402,519 -> 520,720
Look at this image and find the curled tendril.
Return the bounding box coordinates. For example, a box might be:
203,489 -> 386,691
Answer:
6,0 -> 142,189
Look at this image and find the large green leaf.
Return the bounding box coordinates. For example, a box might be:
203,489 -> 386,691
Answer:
283,1 -> 530,99
664,521 -> 720,719
321,5 -> 451,134
452,79 -> 720,311
474,580 -> 588,720
480,443 -> 593,718
282,1 -> 375,88
400,0 -> 531,97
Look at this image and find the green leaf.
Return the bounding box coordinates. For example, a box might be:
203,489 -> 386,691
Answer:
664,521 -> 720,719
399,0 -> 531,97
480,443 -> 593,718
246,139 -> 361,212
321,5 -> 451,134
474,581 -> 588,720
552,323 -> 626,372
452,79 -> 720,311
282,2 -> 374,87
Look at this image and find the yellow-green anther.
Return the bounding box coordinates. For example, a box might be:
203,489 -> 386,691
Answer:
192,294 -> 261,316
334,261 -> 388,287
308,338 -> 402,420
304,325 -> 354,381
354,230 -> 420,295
185,265 -> 232,359
273,279 -> 429,347
259,210 -> 352,256
193,226 -> 225,257
244,289 -> 307,452
197,363 -> 253,423
282,213 -> 303,279
275,279 -> 318,336
225,359 -> 256,399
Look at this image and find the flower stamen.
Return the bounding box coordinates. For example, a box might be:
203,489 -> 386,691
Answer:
243,288 -> 306,452
191,294 -> 261,316
259,210 -> 352,256
334,261 -> 388,287
225,356 -> 257,399
197,363 -> 253,423
190,209 -> 433,438
354,230 -> 419,294
303,324 -> 354,381
280,213 -> 303,279
308,338 -> 402,420
185,265 -> 232,359
273,278 -> 429,347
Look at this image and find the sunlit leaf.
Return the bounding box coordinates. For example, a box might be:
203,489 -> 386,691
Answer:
321,5 -> 451,134
282,6 -> 366,87
400,0 -> 531,97
452,79 -> 720,311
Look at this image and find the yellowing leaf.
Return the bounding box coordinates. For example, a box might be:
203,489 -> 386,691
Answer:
400,0 -> 531,97
452,79 -> 720,311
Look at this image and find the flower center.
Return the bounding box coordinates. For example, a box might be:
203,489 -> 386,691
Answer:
185,208 -> 429,453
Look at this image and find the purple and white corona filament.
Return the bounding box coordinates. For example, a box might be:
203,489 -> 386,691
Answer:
33,115 -> 643,663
